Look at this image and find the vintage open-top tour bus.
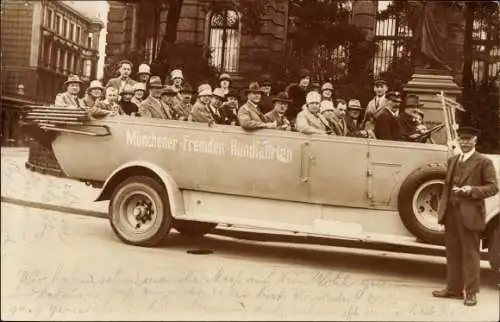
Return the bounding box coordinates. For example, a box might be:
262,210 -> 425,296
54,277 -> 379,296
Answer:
21,97 -> 500,272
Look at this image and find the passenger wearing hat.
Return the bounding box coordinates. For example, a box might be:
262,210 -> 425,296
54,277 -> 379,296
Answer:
168,68 -> 185,106
189,84 -> 216,124
345,99 -> 372,138
434,126 -> 498,307
220,89 -> 239,126
157,86 -> 180,120
363,77 -> 388,129
286,68 -> 311,122
106,59 -> 137,94
321,82 -> 334,102
81,79 -> 104,108
138,76 -> 165,118
205,88 -> 225,124
55,75 -> 84,108
238,82 -> 277,130
264,92 -> 292,131
398,94 -> 428,141
175,83 -> 194,120
258,74 -> 274,114
131,82 -> 147,106
218,73 -> 232,97
136,63 -> 151,84
118,84 -> 139,116
373,91 -> 403,141
296,91 -> 329,135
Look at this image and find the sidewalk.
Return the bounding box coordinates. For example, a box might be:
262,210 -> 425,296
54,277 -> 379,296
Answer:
1,147 -> 108,218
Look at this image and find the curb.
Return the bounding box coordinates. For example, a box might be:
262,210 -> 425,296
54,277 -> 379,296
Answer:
0,196 -> 107,219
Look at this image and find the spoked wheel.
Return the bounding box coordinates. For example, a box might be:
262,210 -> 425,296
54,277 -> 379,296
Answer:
110,176 -> 173,247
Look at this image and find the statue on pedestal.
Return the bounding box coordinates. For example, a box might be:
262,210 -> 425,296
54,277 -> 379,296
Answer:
407,1 -> 465,72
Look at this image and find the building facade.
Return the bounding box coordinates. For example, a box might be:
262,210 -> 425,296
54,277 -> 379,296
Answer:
1,0 -> 104,104
105,0 -> 288,85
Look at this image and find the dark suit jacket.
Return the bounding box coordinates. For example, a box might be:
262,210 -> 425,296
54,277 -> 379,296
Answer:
437,152 -> 499,231
106,77 -> 137,92
374,108 -> 403,141
259,94 -> 274,114
286,83 -> 308,121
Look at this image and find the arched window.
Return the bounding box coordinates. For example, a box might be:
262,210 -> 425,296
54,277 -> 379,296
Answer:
207,9 -> 240,73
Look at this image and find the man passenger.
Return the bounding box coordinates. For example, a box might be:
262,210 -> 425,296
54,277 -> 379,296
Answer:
159,86 -> 179,120
238,82 -> 277,130
374,91 -> 403,141
265,92 -> 292,131
258,74 -> 274,114
106,60 -> 136,94
363,78 -> 388,133
346,99 -> 371,138
138,76 -> 165,119
54,75 -> 83,108
207,88 -> 225,124
295,91 -> 329,135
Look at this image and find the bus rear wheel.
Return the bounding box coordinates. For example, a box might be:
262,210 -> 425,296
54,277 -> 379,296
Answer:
173,220 -> 217,238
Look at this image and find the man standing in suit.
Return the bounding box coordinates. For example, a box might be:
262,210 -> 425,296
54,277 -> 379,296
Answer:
374,91 -> 403,141
138,76 -> 166,119
363,78 -> 388,131
238,82 -> 277,130
433,126 -> 499,306
106,60 -> 137,94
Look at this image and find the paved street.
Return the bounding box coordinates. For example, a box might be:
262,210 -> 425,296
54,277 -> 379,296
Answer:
2,203 -> 498,321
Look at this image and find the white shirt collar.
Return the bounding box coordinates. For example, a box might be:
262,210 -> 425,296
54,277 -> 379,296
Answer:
461,148 -> 475,162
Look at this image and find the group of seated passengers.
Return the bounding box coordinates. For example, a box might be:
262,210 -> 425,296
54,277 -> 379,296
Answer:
54,65 -> 428,142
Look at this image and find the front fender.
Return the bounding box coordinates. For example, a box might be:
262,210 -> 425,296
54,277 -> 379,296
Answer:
96,161 -> 185,217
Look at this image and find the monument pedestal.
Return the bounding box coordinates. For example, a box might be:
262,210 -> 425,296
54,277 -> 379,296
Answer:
403,70 -> 461,145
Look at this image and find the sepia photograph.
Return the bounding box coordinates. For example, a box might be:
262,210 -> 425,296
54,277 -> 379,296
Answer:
1,0 -> 499,320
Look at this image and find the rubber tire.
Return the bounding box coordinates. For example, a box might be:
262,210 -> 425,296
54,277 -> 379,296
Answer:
173,220 -> 217,237
109,176 -> 173,247
488,225 -> 500,272
397,163 -> 446,245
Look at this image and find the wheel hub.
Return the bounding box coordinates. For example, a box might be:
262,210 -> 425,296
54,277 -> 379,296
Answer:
133,200 -> 154,229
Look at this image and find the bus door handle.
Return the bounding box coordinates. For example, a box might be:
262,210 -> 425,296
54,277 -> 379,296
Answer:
300,142 -> 313,183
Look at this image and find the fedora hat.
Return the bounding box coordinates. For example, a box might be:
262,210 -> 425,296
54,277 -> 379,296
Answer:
148,76 -> 163,88
161,86 -> 178,96
386,91 -> 402,103
347,99 -> 362,110
88,80 -> 104,90
133,82 -> 146,92
137,63 -> 151,75
457,126 -> 480,137
170,69 -> 184,80
244,82 -> 264,95
403,94 -> 423,108
260,74 -> 272,86
198,84 -> 212,96
64,75 -> 83,86
272,91 -> 292,103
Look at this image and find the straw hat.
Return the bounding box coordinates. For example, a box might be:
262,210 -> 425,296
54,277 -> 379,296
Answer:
198,84 -> 212,96
148,76 -> 163,88
88,80 -> 104,90
64,75 -> 83,86
137,63 -> 151,75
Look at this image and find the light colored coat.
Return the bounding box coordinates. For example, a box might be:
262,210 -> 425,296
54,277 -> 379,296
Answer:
238,101 -> 267,130
295,109 -> 328,135
138,96 -> 169,119
189,101 -> 214,124
54,92 -> 82,108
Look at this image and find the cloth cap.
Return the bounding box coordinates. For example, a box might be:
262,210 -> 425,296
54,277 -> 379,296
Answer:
374,78 -> 387,86
386,91 -> 402,103
306,91 -> 321,104
457,126 -> 480,137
